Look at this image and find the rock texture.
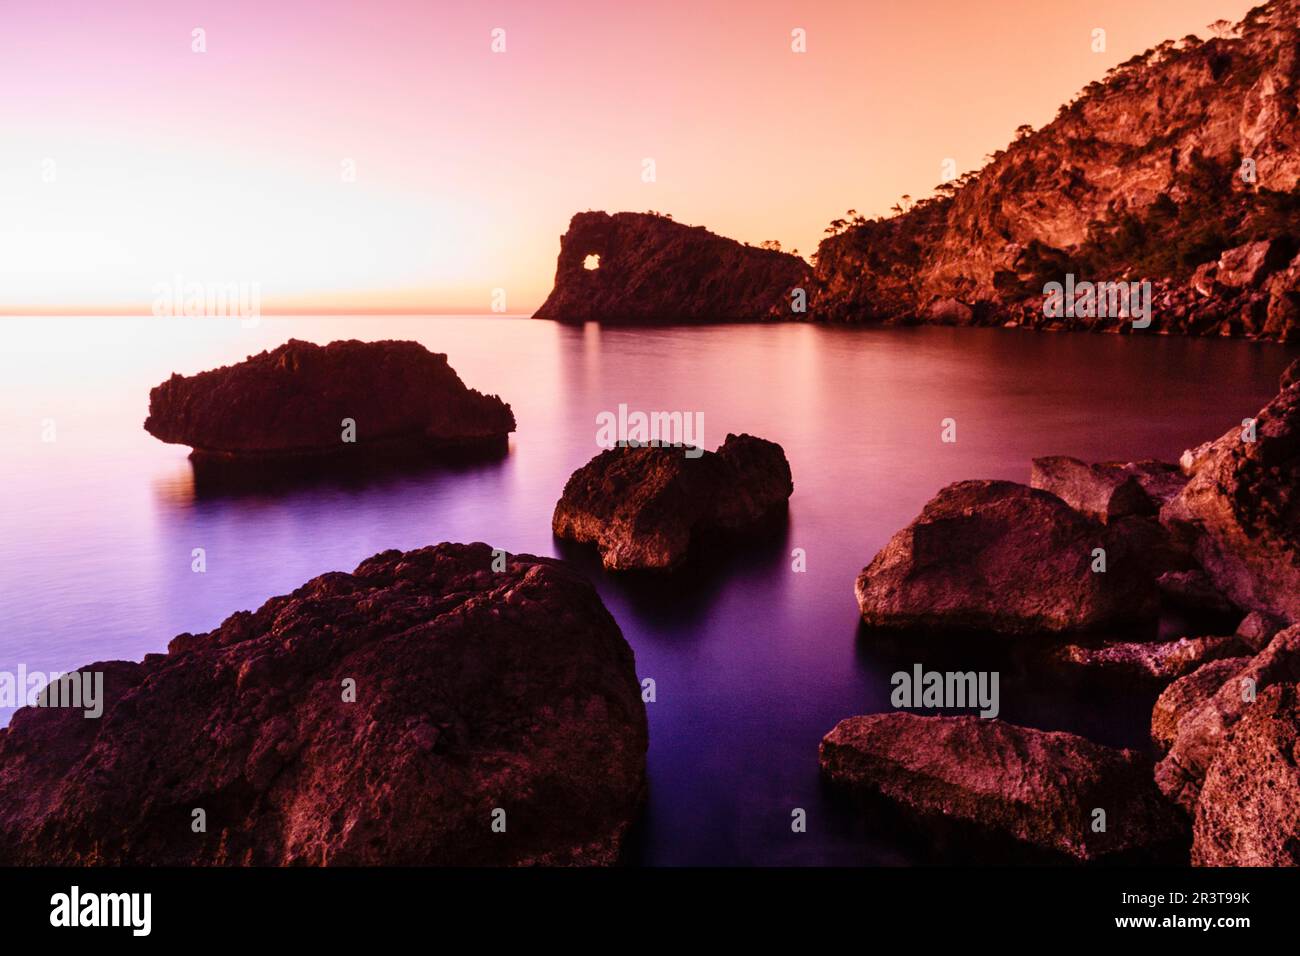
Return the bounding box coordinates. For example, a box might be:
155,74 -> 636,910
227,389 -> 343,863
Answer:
801,0 -> 1300,339
1192,682 -> 1300,866
1151,656 -> 1253,752
0,544 -> 647,865
1155,625 -> 1300,813
533,211 -> 809,323
1052,635 -> 1249,686
1160,370 -> 1300,624
145,339 -> 516,462
1030,456 -> 1183,521
552,433 -> 793,571
855,480 -> 1176,635
819,713 -> 1184,861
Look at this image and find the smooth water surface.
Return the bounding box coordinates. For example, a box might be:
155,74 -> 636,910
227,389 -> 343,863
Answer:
0,315 -> 1292,864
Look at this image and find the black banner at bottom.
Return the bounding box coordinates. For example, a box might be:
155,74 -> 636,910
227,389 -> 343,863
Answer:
0,865 -> 1281,941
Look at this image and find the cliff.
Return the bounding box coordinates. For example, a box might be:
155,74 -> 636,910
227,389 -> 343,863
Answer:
533,211 -> 808,323
806,0 -> 1300,338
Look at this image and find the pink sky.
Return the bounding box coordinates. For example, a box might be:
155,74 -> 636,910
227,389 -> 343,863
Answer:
0,0 -> 1261,313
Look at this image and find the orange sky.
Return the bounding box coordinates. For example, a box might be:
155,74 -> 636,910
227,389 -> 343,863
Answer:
0,0 -> 1262,314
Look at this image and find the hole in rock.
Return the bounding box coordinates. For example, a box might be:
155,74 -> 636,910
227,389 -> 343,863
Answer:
583,254 -> 601,270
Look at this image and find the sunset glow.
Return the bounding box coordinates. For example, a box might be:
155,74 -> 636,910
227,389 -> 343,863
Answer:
1,0 -> 1261,313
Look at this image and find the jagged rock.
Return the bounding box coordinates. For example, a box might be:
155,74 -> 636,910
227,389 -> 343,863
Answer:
533,212 -> 808,324
1215,238 -> 1293,288
1052,635 -> 1249,686
1155,625 -> 1300,813
552,434 -> 792,571
819,713 -> 1184,862
144,339 -> 515,463
1192,683 -> 1300,866
1236,609 -> 1287,651
1152,657 -> 1253,753
802,0 -> 1300,339
1281,356 -> 1300,390
855,480 -> 1173,635
0,544 -> 647,865
1160,376 -> 1300,624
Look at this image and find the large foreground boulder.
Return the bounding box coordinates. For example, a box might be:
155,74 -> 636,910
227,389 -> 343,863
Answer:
0,544 -> 647,865
1192,682 -> 1300,866
855,480 -> 1174,635
1155,625 -> 1300,813
532,211 -> 809,323
145,339 -> 516,462
1160,373 -> 1300,624
819,713 -> 1183,861
553,433 -> 793,571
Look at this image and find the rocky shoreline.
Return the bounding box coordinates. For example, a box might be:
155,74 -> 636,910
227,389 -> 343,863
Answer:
828,358 -> 1300,865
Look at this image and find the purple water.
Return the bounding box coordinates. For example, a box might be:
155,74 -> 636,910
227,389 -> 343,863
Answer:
0,315 -> 1292,864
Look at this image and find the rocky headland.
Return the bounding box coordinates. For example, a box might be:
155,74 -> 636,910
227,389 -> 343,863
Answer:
145,339 -> 516,466
532,211 -> 808,323
0,543 -> 647,865
552,433 -> 793,571
537,1 -> 1300,338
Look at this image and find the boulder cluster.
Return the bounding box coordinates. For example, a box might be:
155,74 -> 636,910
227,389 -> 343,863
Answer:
828,359 -> 1300,865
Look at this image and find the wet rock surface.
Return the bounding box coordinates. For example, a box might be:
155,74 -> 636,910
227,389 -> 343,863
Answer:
0,543 -> 647,865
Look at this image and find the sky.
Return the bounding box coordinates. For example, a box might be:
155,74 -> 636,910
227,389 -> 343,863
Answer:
0,0 -> 1263,314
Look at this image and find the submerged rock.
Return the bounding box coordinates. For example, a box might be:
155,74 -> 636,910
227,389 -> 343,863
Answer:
532,211 -> 809,323
144,339 -> 516,464
1154,625 -> 1300,813
0,544 -> 647,865
855,480 -> 1172,635
1192,682 -> 1300,866
819,713 -> 1183,862
1161,376 -> 1300,625
552,433 -> 792,571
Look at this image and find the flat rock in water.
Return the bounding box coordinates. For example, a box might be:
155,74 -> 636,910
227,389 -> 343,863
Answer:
1052,635 -> 1250,687
819,713 -> 1184,862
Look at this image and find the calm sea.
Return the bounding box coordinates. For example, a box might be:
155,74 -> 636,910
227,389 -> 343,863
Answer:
0,315 -> 1292,864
